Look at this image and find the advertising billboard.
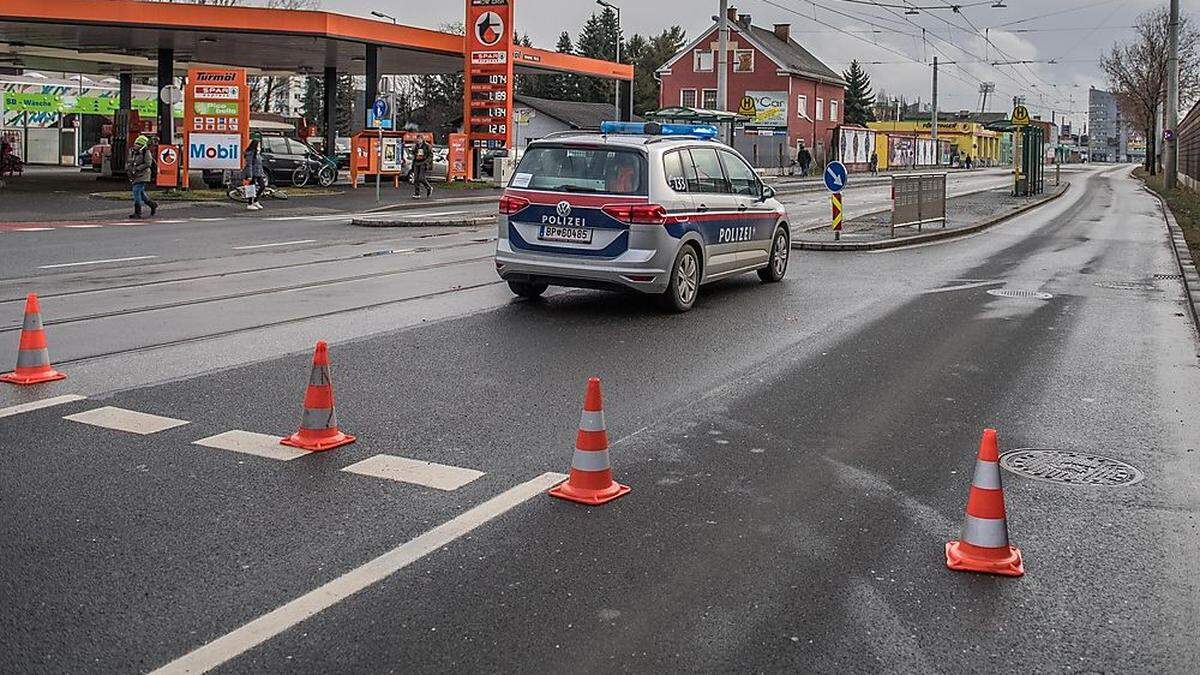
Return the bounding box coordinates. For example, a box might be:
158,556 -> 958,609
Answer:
183,68 -> 249,174
187,133 -> 242,170
465,0 -> 514,151
838,127 -> 877,165
738,91 -> 788,133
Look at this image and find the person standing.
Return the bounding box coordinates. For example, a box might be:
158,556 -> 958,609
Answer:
243,134 -> 267,211
869,150 -> 879,176
411,136 -> 434,199
127,134 -> 158,219
796,142 -> 813,177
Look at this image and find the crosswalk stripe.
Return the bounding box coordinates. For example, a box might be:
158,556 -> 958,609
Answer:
0,394 -> 87,419
192,430 -> 309,461
63,406 -> 190,435
340,454 -> 485,491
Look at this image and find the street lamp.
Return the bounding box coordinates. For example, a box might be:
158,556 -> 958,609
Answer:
370,11 -> 397,24
596,0 -> 622,120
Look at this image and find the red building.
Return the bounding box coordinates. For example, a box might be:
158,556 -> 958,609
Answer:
655,7 -> 846,167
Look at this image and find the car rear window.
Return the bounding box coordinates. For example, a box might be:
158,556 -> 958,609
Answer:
511,145 -> 647,196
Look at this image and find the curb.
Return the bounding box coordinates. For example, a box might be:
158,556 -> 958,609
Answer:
793,181 -> 1070,251
359,193 -> 500,213
1143,186 -> 1200,339
350,215 -> 494,228
797,183 -> 1013,234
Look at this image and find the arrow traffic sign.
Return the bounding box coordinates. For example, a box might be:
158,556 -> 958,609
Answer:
824,161 -> 848,192
831,191 -> 843,231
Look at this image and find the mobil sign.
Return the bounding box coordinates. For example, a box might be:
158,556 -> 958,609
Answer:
188,133 -> 241,169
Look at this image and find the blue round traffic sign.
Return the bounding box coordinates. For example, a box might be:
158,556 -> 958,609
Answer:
372,98 -> 389,119
824,161 -> 848,192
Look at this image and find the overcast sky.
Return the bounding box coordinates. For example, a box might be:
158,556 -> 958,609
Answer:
318,0 -> 1195,130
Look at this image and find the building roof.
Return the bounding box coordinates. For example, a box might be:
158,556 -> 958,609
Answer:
657,14 -> 845,87
514,95 -> 640,130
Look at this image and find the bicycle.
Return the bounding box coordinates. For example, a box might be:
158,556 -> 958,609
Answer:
292,155 -> 338,188
224,169 -> 288,203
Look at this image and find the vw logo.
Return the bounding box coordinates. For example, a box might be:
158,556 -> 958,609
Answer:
556,201 -> 572,217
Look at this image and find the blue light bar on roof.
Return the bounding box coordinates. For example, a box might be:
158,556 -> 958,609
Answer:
599,121 -> 719,140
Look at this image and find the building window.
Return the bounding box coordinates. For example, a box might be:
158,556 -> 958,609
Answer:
797,94 -> 808,119
701,89 -> 718,109
830,99 -> 839,122
733,49 -> 754,73
693,50 -> 714,72
681,89 -> 698,108
816,97 -> 824,121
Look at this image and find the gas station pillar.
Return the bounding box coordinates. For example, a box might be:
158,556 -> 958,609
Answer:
323,66 -> 337,159
156,48 -> 174,144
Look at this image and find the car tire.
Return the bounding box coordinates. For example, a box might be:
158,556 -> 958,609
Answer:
758,227 -> 790,283
660,244 -> 701,313
508,280 -> 548,299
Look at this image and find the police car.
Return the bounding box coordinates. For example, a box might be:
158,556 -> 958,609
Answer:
494,121 -> 790,312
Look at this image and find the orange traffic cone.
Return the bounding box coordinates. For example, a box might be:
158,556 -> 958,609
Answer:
1,293 -> 66,385
946,428 -> 1024,577
549,377 -> 630,505
280,341 -> 355,451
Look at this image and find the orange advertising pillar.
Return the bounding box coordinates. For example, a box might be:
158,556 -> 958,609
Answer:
464,0 -> 514,177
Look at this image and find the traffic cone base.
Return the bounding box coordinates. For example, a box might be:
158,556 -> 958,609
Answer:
549,477 -> 630,505
0,368 -> 66,385
281,429 -> 356,452
945,540 -> 1024,577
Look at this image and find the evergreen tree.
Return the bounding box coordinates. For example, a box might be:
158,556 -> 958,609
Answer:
842,60 -> 876,126
576,8 -> 623,103
300,75 -> 324,131
631,26 -> 686,114
514,34 -> 537,98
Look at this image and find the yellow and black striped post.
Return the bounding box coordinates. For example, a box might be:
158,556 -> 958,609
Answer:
831,191 -> 843,241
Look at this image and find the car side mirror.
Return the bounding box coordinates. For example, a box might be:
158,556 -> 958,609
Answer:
759,184 -> 776,202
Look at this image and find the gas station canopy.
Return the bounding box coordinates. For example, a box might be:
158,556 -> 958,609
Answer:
0,0 -> 632,80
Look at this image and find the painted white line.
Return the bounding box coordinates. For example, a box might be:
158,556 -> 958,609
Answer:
0,394 -> 87,420
922,280 -> 1005,294
157,219 -> 186,223
192,430 -> 309,461
38,255 -> 157,269
63,406 -> 189,435
341,454 -> 485,491
195,217 -> 226,222
13,227 -> 54,232
232,239 -> 317,250
396,210 -> 472,219
64,224 -> 104,229
149,471 -> 567,675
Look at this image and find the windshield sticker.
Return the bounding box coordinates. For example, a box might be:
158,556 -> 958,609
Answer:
511,172 -> 532,188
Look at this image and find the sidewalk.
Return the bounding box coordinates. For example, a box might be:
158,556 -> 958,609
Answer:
795,181 -> 1070,251
768,165 -> 990,194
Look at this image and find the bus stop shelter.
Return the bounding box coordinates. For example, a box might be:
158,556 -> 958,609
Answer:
0,0 -> 632,164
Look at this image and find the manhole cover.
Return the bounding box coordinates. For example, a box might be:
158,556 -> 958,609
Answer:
1154,273 -> 1183,280
987,289 -> 1053,300
1094,281 -> 1158,291
1000,449 -> 1144,486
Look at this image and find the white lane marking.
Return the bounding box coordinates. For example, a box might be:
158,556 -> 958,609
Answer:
63,406 -> 189,435
157,219 -> 186,223
0,394 -> 87,419
64,224 -> 104,229
394,210 -> 472,219
922,280 -> 1005,294
150,471 -> 567,675
38,255 -> 157,269
341,454 -> 485,491
13,227 -> 54,232
195,218 -> 226,222
192,430 -> 309,461
232,239 -> 317,250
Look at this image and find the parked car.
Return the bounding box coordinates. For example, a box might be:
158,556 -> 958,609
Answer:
80,143 -> 109,171
201,135 -> 332,189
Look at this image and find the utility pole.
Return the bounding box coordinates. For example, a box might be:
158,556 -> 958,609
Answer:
931,56 -> 938,163
1165,0 -> 1180,188
717,0 -> 729,112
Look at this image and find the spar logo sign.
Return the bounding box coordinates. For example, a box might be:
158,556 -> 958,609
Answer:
188,133 -> 241,169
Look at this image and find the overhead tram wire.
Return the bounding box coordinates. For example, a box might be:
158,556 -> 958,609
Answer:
990,0 -> 1124,29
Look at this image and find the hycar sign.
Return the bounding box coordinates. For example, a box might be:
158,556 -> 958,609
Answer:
187,133 -> 242,169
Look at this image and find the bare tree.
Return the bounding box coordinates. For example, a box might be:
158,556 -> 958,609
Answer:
1100,7 -> 1200,173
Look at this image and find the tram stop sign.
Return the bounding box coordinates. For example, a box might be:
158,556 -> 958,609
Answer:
824,160 -> 848,192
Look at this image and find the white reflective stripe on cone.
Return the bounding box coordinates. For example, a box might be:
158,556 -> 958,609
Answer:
308,365 -> 330,387
23,313 -> 42,331
15,348 -> 50,368
972,459 -> 1002,489
962,514 -> 1010,548
300,407 -> 337,430
571,448 -> 612,472
578,410 -> 606,432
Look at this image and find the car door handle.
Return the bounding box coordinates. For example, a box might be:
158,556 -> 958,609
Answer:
697,203 -> 708,212
738,203 -> 748,211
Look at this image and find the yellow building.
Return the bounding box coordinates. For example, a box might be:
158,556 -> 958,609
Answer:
867,120 -> 1002,167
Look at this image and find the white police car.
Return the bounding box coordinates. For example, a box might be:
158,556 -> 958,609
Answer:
494,121 -> 790,312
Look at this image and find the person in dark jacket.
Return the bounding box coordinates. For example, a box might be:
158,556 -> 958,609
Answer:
869,151 -> 879,175
410,136 -> 434,199
796,142 -> 813,177
127,134 -> 158,219
243,134 -> 267,210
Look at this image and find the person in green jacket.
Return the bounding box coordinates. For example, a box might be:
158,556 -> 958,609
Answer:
127,135 -> 158,219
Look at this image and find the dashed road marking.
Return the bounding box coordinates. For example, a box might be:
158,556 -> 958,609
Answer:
341,454 -> 485,491
922,280 -> 1005,294
63,224 -> 104,229
38,255 -> 158,269
232,239 -> 318,250
192,430 -> 309,461
0,394 -> 87,420
149,471 -> 567,675
63,406 -> 189,435
12,227 -> 54,232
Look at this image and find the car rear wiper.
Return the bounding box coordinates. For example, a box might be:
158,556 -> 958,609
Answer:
550,184 -> 599,193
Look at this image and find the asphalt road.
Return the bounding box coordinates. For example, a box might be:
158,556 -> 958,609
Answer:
2,164 -> 1198,673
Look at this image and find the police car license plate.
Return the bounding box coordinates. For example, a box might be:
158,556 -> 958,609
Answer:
538,225 -> 593,244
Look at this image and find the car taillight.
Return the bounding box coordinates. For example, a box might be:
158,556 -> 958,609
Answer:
498,194 -> 530,215
602,203 -> 667,225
